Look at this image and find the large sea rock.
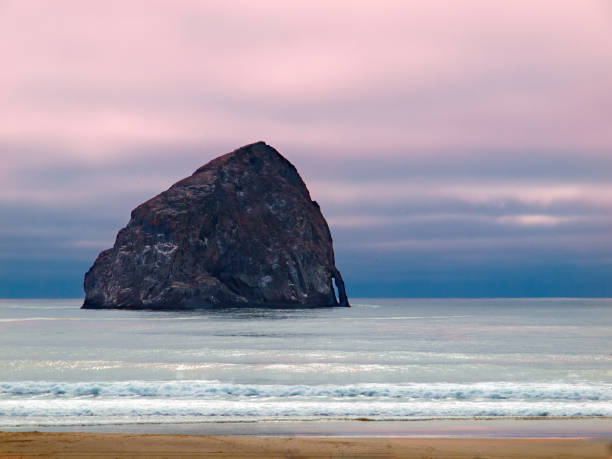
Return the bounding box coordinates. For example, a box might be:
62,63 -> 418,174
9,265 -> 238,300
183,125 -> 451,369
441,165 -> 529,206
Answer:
82,142 -> 349,309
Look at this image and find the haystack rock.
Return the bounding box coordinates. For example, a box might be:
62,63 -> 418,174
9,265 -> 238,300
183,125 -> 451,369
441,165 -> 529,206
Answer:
82,142 -> 349,309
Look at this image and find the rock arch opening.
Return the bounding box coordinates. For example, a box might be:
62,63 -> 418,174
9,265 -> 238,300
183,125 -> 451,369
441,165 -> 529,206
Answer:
330,268 -> 349,307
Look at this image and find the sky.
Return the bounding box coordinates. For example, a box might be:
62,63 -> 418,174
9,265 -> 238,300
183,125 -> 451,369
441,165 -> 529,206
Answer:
1,0 -> 611,298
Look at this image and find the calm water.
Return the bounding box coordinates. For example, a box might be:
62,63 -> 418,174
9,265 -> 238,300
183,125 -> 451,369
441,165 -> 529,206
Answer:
0,298 -> 610,426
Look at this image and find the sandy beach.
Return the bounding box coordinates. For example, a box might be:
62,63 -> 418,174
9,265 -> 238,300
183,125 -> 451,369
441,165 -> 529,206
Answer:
1,431 -> 610,458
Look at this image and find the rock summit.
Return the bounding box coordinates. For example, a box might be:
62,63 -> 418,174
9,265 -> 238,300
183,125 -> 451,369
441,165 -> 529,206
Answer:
82,142 -> 349,309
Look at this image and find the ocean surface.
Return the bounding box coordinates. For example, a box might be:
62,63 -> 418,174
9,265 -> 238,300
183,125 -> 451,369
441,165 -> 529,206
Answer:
0,298 -> 610,427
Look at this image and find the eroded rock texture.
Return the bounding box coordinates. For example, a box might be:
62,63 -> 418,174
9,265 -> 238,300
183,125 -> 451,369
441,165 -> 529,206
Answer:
82,142 -> 349,309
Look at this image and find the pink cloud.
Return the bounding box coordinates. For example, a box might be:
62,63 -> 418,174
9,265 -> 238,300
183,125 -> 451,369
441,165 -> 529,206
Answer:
309,180 -> 612,208
1,0 -> 610,164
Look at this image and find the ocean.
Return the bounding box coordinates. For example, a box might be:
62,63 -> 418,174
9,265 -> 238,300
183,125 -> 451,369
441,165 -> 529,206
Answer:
0,298 -> 610,427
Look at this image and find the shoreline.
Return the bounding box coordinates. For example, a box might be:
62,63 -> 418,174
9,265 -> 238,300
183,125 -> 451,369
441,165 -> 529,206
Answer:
3,418 -> 612,438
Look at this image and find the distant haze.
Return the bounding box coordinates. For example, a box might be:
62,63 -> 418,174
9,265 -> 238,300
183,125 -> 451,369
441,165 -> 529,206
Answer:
1,1 -> 611,298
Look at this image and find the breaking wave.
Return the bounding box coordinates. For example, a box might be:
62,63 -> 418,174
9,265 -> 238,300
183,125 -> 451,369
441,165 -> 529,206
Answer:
1,381 -> 610,425
1,380 -> 609,401
0,399 -> 611,425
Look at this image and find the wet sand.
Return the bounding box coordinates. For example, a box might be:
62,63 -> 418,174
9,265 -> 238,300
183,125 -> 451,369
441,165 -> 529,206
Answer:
1,431 -> 611,458
6,418 -> 612,437
3,419 -> 611,458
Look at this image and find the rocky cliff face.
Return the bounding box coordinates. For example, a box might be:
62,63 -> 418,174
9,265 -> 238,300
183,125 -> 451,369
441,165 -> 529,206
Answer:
82,142 -> 349,309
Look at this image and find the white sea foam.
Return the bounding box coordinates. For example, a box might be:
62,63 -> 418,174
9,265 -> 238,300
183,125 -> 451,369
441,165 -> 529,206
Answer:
0,381 -> 609,401
0,397 -> 611,426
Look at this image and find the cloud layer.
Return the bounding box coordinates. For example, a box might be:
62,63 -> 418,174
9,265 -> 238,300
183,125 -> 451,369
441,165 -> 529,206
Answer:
1,0 -> 611,297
